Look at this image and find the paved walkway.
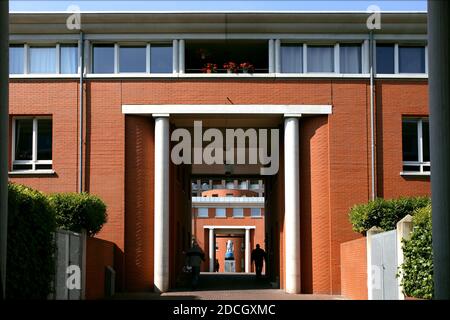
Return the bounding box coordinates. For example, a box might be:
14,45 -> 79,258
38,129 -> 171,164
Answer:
111,273 -> 344,300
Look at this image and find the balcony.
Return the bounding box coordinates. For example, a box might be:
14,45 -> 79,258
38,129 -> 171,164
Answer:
185,40 -> 268,74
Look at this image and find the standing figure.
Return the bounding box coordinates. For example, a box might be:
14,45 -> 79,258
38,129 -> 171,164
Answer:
251,244 -> 266,278
215,258 -> 220,272
185,239 -> 205,290
225,239 -> 235,260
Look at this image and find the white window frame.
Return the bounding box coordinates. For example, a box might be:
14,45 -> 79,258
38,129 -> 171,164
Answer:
232,208 -> 244,218
250,208 -> 261,218
376,42 -> 427,77
402,117 -> 430,175
92,42 -> 174,74
11,116 -> 53,172
215,208 -> 226,218
10,41 -> 81,77
197,207 -> 209,218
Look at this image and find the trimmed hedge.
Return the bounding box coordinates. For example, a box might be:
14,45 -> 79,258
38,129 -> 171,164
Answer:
7,183 -> 56,299
48,192 -> 107,236
399,205 -> 433,299
349,196 -> 430,234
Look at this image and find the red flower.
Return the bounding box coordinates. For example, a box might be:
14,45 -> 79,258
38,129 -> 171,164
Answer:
201,63 -> 218,73
239,62 -> 254,73
223,61 -> 238,73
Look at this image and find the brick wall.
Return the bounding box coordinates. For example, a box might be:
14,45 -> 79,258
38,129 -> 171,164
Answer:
124,116 -> 154,291
85,237 -> 116,300
340,237 -> 368,300
9,78 -> 430,294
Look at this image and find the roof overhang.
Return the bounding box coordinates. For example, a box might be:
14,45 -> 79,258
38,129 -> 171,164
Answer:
9,12 -> 427,35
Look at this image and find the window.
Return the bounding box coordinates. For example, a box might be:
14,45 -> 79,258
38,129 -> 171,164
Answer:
92,43 -> 173,74
233,208 -> 244,218
29,46 -> 56,74
399,46 -> 425,73
92,44 -> 115,73
251,208 -> 261,217
340,44 -> 362,74
402,118 -> 430,174
376,44 -> 395,74
307,45 -> 334,72
60,44 -> 78,74
9,43 -> 79,75
150,44 -> 172,73
216,208 -> 226,218
198,208 -> 209,218
280,44 -> 303,73
12,117 -> 52,172
119,46 -> 146,73
9,45 -> 24,74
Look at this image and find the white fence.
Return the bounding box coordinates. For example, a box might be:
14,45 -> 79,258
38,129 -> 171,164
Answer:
367,215 -> 413,300
48,229 -> 86,300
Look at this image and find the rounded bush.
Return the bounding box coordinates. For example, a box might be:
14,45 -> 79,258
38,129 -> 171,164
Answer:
398,204 -> 433,299
349,196 -> 430,234
48,192 -> 107,236
7,183 -> 56,299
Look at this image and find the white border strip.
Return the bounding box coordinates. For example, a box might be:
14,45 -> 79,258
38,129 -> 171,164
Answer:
203,226 -> 256,230
122,104 -> 332,116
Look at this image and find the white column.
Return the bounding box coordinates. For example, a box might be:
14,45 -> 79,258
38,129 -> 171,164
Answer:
275,39 -> 281,73
245,228 -> 251,273
178,39 -> 185,74
268,39 -> 275,73
154,115 -> 170,292
172,39 -> 179,74
284,117 -> 301,294
209,227 -> 214,272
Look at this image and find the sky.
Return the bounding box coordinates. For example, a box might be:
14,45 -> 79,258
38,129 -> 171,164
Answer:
10,0 -> 428,12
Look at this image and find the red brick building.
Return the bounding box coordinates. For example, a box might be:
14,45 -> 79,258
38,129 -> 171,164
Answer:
191,179 -> 265,273
8,12 -> 430,295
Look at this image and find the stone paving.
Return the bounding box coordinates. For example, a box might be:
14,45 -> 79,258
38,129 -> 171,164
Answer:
111,273 -> 345,300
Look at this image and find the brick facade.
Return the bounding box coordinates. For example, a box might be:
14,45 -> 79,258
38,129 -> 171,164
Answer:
9,79 -> 430,295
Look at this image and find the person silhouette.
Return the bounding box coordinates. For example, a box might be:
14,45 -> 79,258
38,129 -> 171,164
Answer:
185,239 -> 205,290
215,258 -> 220,272
251,244 -> 266,278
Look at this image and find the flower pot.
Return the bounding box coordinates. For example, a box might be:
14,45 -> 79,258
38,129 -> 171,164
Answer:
243,69 -> 248,73
206,69 -> 212,74
227,69 -> 232,74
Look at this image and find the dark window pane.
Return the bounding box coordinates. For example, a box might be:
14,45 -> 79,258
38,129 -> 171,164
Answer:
36,164 -> 52,170
403,165 -> 420,172
10,45 -> 24,74
29,46 -> 56,74
399,46 -> 425,73
422,120 -> 430,162
60,44 -> 78,74
150,44 -> 172,73
119,46 -> 146,73
423,166 -> 430,172
37,119 -> 52,160
376,44 -> 395,74
15,119 -> 33,160
92,44 -> 114,73
13,164 -> 32,171
340,44 -> 362,73
280,44 -> 302,73
402,121 -> 419,162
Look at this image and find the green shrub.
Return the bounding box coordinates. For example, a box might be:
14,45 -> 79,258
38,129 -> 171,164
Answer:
48,192 -> 107,236
7,183 -> 56,299
349,196 -> 430,234
398,204 -> 433,299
